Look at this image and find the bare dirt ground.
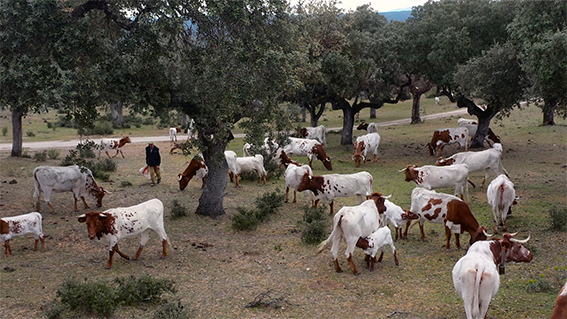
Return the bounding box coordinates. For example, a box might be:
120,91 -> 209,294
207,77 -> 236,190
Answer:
0,106 -> 566,319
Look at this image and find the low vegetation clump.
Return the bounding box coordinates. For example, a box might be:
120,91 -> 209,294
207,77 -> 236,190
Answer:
232,191 -> 284,231
152,299 -> 192,319
548,206 -> 567,231
300,205 -> 328,245
47,148 -> 60,159
60,141 -> 116,181
33,150 -> 48,162
46,275 -> 177,319
171,199 -> 188,219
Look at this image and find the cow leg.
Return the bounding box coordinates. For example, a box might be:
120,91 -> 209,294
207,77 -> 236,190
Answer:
377,251 -> 385,262
33,239 -> 39,251
419,222 -> 426,241
313,199 -> 319,208
403,221 -> 410,239
372,154 -> 377,162
285,187 -> 289,203
119,149 -> 125,158
444,227 -> 452,250
106,151 -> 112,159
4,240 -> 11,256
369,256 -> 376,272
293,190 -> 297,203
47,202 -> 56,214
333,259 -> 343,273
235,174 -> 240,188
393,250 -> 399,266
114,244 -> 130,260
329,201 -> 334,215
40,236 -> 46,250
161,239 -> 168,259
346,253 -> 359,275
134,230 -> 151,260
454,233 -> 461,249
80,196 -> 90,209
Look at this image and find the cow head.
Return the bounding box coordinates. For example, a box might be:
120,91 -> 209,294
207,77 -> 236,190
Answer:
355,236 -> 371,250
297,172 -> 313,192
84,172 -> 106,207
356,122 -> 368,131
402,209 -> 419,221
78,212 -> 110,240
119,136 -> 132,146
501,232 -> 533,263
400,165 -> 418,182
312,144 -> 332,170
366,192 -> 387,214
0,219 -> 9,235
352,141 -> 366,167
435,157 -> 455,166
178,173 -> 191,191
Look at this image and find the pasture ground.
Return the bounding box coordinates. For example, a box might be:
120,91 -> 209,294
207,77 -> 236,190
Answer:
0,101 -> 566,319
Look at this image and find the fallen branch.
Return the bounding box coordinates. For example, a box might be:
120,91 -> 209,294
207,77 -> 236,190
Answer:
245,289 -> 296,309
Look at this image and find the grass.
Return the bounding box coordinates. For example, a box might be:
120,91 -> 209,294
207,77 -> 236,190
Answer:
0,99 -> 565,318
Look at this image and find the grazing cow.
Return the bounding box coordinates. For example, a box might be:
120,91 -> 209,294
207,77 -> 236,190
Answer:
381,199 -> 419,241
284,163 -> 313,203
0,212 -> 45,256
78,198 -> 169,269
33,165 -> 107,213
404,188 -> 489,250
356,226 -> 399,271
299,125 -> 326,145
486,174 -> 517,233
283,137 -> 332,170
234,154 -> 267,186
356,121 -> 378,134
243,138 -> 283,165
458,118 -> 502,146
452,233 -> 532,319
427,127 -> 469,157
352,132 -> 381,167
317,192 -> 388,275
435,96 -> 440,105
436,143 -> 509,187
279,150 -> 300,168
98,136 -> 132,159
552,281 -> 567,319
169,127 -> 182,142
178,156 -> 208,190
297,171 -> 373,215
224,151 -> 239,187
401,164 -> 471,200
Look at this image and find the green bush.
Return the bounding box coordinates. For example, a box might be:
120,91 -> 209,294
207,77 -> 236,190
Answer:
34,150 -> 48,162
301,205 -> 328,245
26,131 -> 35,137
153,299 -> 192,319
114,275 -> 176,306
61,141 -> 115,181
549,206 -> 567,231
81,120 -> 114,135
123,114 -> 144,128
526,276 -> 552,293
120,180 -> 133,187
54,278 -> 119,318
47,149 -> 60,159
171,199 -> 188,219
2,126 -> 7,136
254,191 -> 284,221
231,207 -> 260,231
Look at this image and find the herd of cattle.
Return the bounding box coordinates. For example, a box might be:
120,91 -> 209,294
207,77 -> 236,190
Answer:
1,118 -> 565,318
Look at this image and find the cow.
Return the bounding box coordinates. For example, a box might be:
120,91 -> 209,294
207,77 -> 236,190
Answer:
352,132 -> 381,167
452,233 -> 532,319
317,192 -> 388,275
436,143 -> 509,187
427,127 -> 469,157
486,174 -> 517,233
404,188 -> 489,250
186,118 -> 196,139
169,127 -> 182,142
297,171 -> 373,215
435,96 -> 440,105
178,156 -> 208,190
299,125 -> 326,145
234,154 -> 267,186
552,281 -> 567,319
243,138 -> 283,165
98,136 -> 132,159
224,150 -> 239,187
77,198 -> 170,269
381,199 -> 419,241
0,212 -> 45,256
284,163 -> 313,203
283,137 -> 332,170
457,118 -> 502,146
356,121 -> 378,134
355,226 -> 399,271
401,164 -> 471,201
33,165 -> 107,213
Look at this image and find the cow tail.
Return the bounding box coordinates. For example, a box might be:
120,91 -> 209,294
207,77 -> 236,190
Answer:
499,161 -> 510,178
317,214 -> 343,254
33,170 -> 41,208
471,266 -> 483,319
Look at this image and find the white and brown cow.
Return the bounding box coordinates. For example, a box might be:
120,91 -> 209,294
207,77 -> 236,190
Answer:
98,136 -> 132,159
298,125 -> 326,145
0,212 -> 45,256
401,164 -> 471,200
284,163 -> 313,203
486,174 -> 517,233
404,188 -> 489,250
283,137 -> 332,171
356,121 -> 379,134
356,226 -> 399,271
78,198 -> 169,269
457,118 -> 501,146
297,171 -> 373,215
452,233 -> 532,319
178,156 -> 208,190
352,132 -> 381,167
33,165 -> 107,213
552,281 -> 567,319
427,127 -> 469,157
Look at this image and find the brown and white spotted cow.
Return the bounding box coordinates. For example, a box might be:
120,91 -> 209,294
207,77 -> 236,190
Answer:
78,198 -> 169,269
283,137 -> 332,170
404,187 -> 489,250
401,164 -> 471,201
178,156 -> 208,190
98,136 -> 132,159
298,125 -> 326,145
356,121 -> 378,134
352,132 -> 381,167
552,281 -> 567,319
427,127 -> 469,157
0,212 -> 45,256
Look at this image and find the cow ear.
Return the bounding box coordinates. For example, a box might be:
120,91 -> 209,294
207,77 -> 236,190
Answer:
78,215 -> 86,223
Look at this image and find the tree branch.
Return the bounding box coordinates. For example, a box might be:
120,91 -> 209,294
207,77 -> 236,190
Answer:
71,0 -> 141,31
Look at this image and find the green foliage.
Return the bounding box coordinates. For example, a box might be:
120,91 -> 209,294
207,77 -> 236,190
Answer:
26,131 -> 35,137
60,141 -> 114,181
301,205 -> 328,245
526,276 -> 552,293
171,199 -> 188,219
21,149 -> 31,158
549,206 -> 567,231
120,180 -> 132,187
47,149 -> 60,159
33,150 -> 48,162
231,207 -> 260,231
123,114 -> 144,128
152,299 -> 192,319
80,120 -> 114,136
114,275 -> 176,306
2,127 -> 7,136
232,190 -> 284,231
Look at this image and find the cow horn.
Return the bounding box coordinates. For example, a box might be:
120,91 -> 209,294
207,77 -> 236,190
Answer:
508,231 -> 519,237
351,155 -> 355,161
398,168 -> 407,172
483,229 -> 494,238
382,194 -> 392,199
510,232 -> 531,244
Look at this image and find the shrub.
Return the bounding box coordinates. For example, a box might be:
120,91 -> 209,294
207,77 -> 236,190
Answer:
54,277 -> 119,318
120,180 -> 133,187
526,276 -> 552,293
2,127 -> 7,136
21,149 -> 31,158
153,299 -> 192,319
47,149 -> 60,159
123,114 -> 144,128
171,199 -> 188,219
549,206 -> 567,231
301,205 -> 328,245
34,150 -> 48,162
81,120 -> 114,135
114,275 -> 176,306
231,207 -> 260,231
254,190 -> 284,221
26,131 -> 35,137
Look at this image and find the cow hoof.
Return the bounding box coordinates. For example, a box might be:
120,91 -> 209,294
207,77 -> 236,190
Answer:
160,256 -> 167,260
104,266 -> 112,269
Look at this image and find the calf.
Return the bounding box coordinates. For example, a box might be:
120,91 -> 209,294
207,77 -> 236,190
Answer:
169,127 -> 182,142
299,125 -> 326,145
452,233 -> 532,319
284,163 -> 313,203
356,226 -> 399,271
435,96 -> 440,105
552,281 -> 567,319
178,156 -> 208,190
283,137 -> 332,170
0,212 -> 45,256
33,165 -> 106,213
436,143 -> 509,187
356,121 -> 378,134
352,132 -> 381,167
381,199 -> 419,240
78,198 -> 169,269
98,136 -> 132,159
427,127 -> 469,157
401,164 -> 471,200
233,154 -> 267,187
297,171 -> 373,215
317,192 -> 387,275
486,174 -> 516,233
404,188 -> 489,250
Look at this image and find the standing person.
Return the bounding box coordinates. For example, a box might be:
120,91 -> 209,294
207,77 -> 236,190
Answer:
145,142 -> 161,186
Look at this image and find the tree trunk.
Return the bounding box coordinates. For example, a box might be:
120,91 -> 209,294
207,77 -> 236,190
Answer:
541,102 -> 556,126
301,107 -> 306,123
457,95 -> 497,149
331,98 -> 354,145
11,109 -> 23,157
411,93 -> 422,124
369,108 -> 376,119
195,139 -> 229,219
472,116 -> 495,148
110,101 -> 123,126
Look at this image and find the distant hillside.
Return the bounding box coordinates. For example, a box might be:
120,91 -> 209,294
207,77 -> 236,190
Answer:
382,10 -> 412,21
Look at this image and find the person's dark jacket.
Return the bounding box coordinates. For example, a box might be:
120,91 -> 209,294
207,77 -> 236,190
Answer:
146,145 -> 161,167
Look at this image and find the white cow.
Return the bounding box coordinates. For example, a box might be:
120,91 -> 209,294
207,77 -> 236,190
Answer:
187,118 -> 196,139
317,192 -> 388,275
356,121 -> 378,134
234,154 -> 267,186
78,198 -> 169,269
401,164 -> 471,200
435,96 -> 440,105
486,174 -> 516,233
284,163 -> 313,203
0,212 -> 45,256
452,233 -> 532,319
283,137 -> 332,170
224,150 -> 239,187
436,143 -> 509,187
360,226 -> 399,270
299,125 -> 326,145
242,138 -> 282,165
381,199 -> 418,241
352,132 -> 381,167
169,127 -> 181,142
457,118 -> 502,146
33,165 -> 107,213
